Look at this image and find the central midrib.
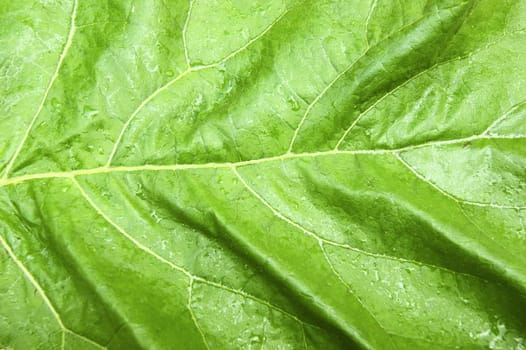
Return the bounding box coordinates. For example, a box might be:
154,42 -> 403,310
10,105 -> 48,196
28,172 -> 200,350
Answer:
0,133 -> 521,188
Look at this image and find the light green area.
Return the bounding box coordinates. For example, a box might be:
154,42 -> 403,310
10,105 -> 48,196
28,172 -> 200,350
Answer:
1,0 -> 525,349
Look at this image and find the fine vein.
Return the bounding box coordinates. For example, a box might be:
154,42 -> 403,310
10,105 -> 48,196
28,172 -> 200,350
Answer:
187,278 -> 211,350
364,0 -> 378,48
182,0 -> 195,67
482,99 -> 526,136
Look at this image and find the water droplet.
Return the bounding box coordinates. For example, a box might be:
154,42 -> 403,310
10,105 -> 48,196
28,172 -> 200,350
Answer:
150,210 -> 162,223
50,98 -> 62,111
194,93 -> 204,107
83,105 -> 99,118
249,335 -> 262,344
287,96 -> 300,111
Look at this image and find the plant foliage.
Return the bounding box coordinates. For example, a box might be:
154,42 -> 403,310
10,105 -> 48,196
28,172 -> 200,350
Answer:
1,0 -> 526,349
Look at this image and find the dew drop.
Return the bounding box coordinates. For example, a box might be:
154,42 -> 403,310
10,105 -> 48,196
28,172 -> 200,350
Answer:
287,96 -> 300,111
249,335 -> 262,344
50,98 -> 62,111
83,105 -> 99,118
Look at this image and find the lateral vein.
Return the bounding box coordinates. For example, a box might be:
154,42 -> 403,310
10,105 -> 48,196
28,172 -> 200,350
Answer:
0,234 -> 107,350
105,6 -> 291,166
2,0 -> 78,179
71,178 -> 314,331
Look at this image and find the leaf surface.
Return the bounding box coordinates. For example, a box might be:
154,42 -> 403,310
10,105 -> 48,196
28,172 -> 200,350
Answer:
1,0 -> 525,349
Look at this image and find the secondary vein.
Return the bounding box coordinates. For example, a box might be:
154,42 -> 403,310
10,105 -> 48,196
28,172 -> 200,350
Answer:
2,0 -> 78,179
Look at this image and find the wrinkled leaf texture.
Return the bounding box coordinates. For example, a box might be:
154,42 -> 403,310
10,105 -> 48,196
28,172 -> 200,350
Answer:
1,0 -> 526,349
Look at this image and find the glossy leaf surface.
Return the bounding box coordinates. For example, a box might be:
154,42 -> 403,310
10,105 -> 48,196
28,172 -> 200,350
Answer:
1,0 -> 526,349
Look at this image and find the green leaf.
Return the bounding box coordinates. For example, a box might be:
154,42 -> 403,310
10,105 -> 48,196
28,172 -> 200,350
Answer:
1,0 -> 525,349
